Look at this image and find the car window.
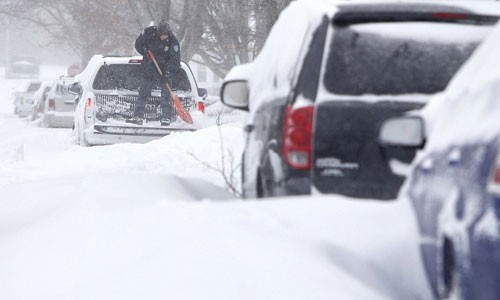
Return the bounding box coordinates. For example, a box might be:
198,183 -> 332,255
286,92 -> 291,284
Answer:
294,16 -> 329,101
92,64 -> 191,92
324,22 -> 491,95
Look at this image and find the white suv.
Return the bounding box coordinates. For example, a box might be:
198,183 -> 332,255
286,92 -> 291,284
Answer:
71,55 -> 207,146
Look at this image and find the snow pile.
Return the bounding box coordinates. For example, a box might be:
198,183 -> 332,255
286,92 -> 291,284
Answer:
0,125 -> 244,191
0,192 -> 431,300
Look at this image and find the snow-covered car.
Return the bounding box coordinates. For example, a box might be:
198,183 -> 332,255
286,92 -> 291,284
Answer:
221,0 -> 500,199
378,19 -> 500,300
5,56 -> 40,79
71,55 -> 206,146
30,81 -> 53,121
41,76 -> 76,128
13,80 -> 42,117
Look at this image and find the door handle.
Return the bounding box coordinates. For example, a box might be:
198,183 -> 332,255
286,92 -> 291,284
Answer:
448,149 -> 461,166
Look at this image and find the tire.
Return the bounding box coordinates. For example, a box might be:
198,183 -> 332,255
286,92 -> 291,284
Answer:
440,239 -> 463,300
43,117 -> 51,128
77,124 -> 90,146
79,131 -> 90,147
256,171 -> 265,199
241,152 -> 247,198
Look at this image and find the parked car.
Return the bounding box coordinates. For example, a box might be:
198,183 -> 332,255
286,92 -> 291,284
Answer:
378,19 -> 500,300
5,56 -> 40,79
40,76 -> 76,128
221,0 -> 500,199
71,55 -> 207,146
30,81 -> 54,121
13,80 -> 42,117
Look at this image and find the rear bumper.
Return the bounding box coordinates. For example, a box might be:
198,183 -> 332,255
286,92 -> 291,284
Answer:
6,73 -> 39,79
83,123 -> 196,145
17,104 -> 34,117
280,176 -> 310,196
44,111 -> 74,128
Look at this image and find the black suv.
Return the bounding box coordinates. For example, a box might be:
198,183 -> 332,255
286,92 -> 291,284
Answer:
221,1 -> 500,199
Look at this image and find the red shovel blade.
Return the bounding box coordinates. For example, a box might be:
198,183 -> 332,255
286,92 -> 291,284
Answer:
173,95 -> 193,124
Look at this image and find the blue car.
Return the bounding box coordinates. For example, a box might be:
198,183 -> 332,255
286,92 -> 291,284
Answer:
378,19 -> 500,300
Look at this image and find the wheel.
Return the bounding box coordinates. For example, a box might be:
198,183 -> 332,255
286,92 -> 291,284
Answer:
76,122 -> 89,146
440,238 -> 463,300
256,169 -> 274,199
241,152 -> 247,198
256,171 -> 265,199
79,130 -> 89,146
42,116 -> 51,128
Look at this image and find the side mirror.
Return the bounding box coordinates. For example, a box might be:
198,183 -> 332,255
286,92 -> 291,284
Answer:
198,88 -> 208,100
68,82 -> 82,95
379,116 -> 425,148
220,80 -> 249,111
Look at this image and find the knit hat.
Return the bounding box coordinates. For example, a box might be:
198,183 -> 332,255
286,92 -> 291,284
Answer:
157,21 -> 171,36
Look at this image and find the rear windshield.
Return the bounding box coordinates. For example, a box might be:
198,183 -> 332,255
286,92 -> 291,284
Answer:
92,64 -> 191,92
27,82 -> 41,92
324,22 -> 491,95
11,63 -> 39,74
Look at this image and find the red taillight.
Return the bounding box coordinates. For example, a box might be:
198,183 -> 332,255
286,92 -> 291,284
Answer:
129,59 -> 143,63
84,96 -> 94,124
493,167 -> 500,184
487,163 -> 500,195
489,166 -> 500,185
198,102 -> 205,113
48,99 -> 56,111
282,104 -> 314,170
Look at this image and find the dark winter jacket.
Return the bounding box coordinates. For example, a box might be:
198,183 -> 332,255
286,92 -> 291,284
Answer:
135,25 -> 181,78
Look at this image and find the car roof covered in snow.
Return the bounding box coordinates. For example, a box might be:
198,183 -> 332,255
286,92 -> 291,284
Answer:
75,55 -> 190,87
225,0 -> 500,115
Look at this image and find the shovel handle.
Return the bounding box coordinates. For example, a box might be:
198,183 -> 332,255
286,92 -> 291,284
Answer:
147,50 -> 163,76
147,50 -> 177,100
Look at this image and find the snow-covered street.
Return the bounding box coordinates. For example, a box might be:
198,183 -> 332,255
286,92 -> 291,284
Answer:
0,68 -> 433,299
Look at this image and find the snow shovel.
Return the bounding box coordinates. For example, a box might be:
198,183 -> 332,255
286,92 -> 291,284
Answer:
147,50 -> 193,124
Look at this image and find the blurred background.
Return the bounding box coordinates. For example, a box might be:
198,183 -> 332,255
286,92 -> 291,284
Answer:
0,0 -> 293,91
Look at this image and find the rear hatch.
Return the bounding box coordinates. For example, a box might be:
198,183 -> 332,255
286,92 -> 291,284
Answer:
314,100 -> 425,199
90,62 -> 196,134
56,94 -> 77,112
312,8 -> 496,199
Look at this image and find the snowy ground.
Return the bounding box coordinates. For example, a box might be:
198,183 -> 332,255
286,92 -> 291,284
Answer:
0,66 -> 433,300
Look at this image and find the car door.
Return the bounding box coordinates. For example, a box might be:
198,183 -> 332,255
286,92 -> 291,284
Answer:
408,142 -> 496,296
242,95 -> 289,198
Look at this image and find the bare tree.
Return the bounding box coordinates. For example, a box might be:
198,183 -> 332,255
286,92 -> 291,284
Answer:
188,108 -> 242,197
195,0 -> 257,78
1,0 -> 295,76
253,0 -> 292,55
